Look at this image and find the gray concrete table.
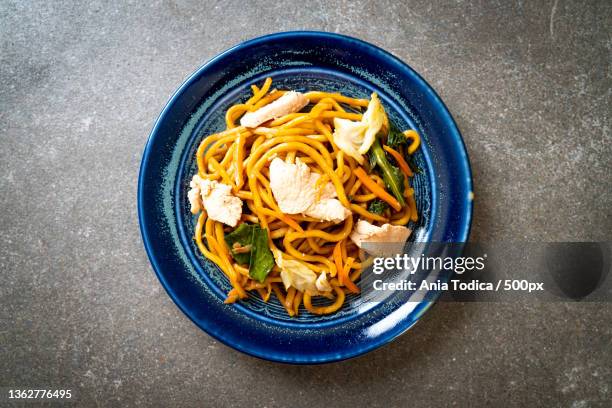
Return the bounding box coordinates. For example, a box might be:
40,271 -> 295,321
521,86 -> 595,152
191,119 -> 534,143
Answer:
1,1 -> 610,407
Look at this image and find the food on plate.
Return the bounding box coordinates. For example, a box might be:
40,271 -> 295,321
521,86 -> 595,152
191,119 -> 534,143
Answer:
188,77 -> 421,316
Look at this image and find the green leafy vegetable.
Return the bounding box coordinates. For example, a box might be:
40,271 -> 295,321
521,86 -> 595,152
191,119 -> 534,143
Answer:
368,138 -> 406,206
405,153 -> 422,174
224,223 -> 255,265
384,164 -> 404,193
225,223 -> 274,283
368,199 -> 389,215
386,124 -> 407,148
249,226 -> 275,283
368,151 -> 377,170
385,124 -> 422,173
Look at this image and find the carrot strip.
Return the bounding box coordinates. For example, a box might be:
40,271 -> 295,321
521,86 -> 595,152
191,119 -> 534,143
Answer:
383,145 -> 413,177
353,167 -> 402,211
333,241 -> 344,278
280,214 -> 303,232
342,257 -> 360,294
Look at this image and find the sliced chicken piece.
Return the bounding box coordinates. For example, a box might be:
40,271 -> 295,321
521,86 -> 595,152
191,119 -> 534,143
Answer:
303,171 -> 351,222
189,176 -> 242,227
269,157 -> 350,223
350,219 -> 411,256
360,93 -> 387,153
188,174 -> 204,214
304,197 -> 351,223
332,93 -> 387,164
332,118 -> 369,164
240,91 -> 309,128
315,272 -> 332,292
273,249 -> 318,295
269,157 -> 317,214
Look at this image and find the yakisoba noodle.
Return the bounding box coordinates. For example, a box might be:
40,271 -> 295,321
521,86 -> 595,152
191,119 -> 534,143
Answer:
190,77 -> 421,316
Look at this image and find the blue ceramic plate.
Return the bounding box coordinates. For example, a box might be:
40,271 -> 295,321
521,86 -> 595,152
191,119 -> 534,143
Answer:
138,32 -> 472,363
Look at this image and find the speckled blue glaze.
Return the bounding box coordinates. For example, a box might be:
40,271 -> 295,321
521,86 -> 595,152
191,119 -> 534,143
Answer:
138,32 -> 472,363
